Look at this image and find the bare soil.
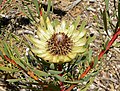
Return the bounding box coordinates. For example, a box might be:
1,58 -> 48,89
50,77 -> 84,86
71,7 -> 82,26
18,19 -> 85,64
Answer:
0,0 -> 120,91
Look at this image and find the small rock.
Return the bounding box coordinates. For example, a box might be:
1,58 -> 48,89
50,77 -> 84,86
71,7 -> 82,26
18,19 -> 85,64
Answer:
90,84 -> 96,89
89,0 -> 96,3
0,87 -> 6,91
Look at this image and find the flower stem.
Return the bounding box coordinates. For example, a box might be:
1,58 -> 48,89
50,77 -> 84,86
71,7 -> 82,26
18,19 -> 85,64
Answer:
66,27 -> 120,91
58,64 -> 65,91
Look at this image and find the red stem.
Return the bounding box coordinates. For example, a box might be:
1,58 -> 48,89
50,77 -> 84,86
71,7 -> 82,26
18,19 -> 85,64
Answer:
66,27 -> 120,91
0,0 -> 7,10
40,10 -> 42,16
58,64 -> 65,91
98,28 -> 120,59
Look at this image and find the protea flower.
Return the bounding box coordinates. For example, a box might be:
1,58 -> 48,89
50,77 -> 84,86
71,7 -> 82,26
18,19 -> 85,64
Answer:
28,17 -> 87,63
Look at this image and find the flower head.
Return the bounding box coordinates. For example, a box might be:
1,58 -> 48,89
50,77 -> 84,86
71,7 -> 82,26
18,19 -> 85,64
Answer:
29,17 -> 87,63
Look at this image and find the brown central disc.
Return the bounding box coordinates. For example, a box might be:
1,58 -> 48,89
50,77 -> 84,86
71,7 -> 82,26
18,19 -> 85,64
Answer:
47,32 -> 73,55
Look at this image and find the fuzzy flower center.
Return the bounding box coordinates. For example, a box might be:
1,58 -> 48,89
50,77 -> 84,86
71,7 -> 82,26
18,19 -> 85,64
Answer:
47,32 -> 73,55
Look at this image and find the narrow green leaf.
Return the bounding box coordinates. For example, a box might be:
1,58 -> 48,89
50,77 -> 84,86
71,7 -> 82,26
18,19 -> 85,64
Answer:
0,66 -> 18,72
115,21 -> 119,33
113,42 -> 120,47
64,80 -> 83,84
88,49 -> 92,63
52,19 -> 59,28
40,8 -> 47,28
91,70 -> 100,76
13,45 -> 21,58
0,0 -> 3,4
2,41 -> 8,56
27,6 -> 37,23
79,20 -> 86,32
73,16 -> 80,29
76,55 -> 87,65
93,56 -> 98,67
0,50 -> 4,58
3,41 -> 11,58
118,1 -> 120,27
33,69 -> 49,77
54,74 -> 65,82
47,0 -> 52,16
11,33 -> 20,41
13,58 -> 26,70
87,36 -> 96,44
105,0 -> 109,11
6,78 -> 25,83
81,77 -> 95,91
48,70 -> 63,75
102,10 -> 109,36
33,0 -> 40,17
82,69 -> 99,82
18,6 -> 33,21
75,55 -> 83,64
22,56 -> 31,67
104,39 -> 109,49
50,63 -> 55,69
0,0 -> 11,12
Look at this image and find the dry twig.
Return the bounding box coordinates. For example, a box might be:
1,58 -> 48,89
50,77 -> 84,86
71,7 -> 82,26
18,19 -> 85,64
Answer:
65,0 -> 81,11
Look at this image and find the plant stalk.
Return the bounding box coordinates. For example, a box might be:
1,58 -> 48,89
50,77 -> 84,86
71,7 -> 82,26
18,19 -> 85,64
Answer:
66,27 -> 120,91
58,64 -> 65,91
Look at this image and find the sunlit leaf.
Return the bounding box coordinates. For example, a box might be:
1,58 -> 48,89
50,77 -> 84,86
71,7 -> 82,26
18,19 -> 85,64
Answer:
105,0 -> 109,11
52,19 -> 59,28
113,42 -> 120,47
27,6 -> 37,23
0,66 -> 18,72
48,70 -> 63,75
6,78 -> 25,82
50,63 -> 55,69
79,20 -> 86,32
33,69 -> 49,77
54,74 -> 65,82
73,16 -> 80,29
87,35 -> 96,44
13,58 -> 26,70
64,80 -> 83,84
93,56 -> 98,67
47,0 -> 52,16
3,41 -> 12,58
33,0 -> 40,17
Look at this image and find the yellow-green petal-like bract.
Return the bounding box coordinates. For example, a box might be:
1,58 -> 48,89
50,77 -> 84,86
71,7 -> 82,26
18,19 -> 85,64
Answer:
29,17 -> 87,63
